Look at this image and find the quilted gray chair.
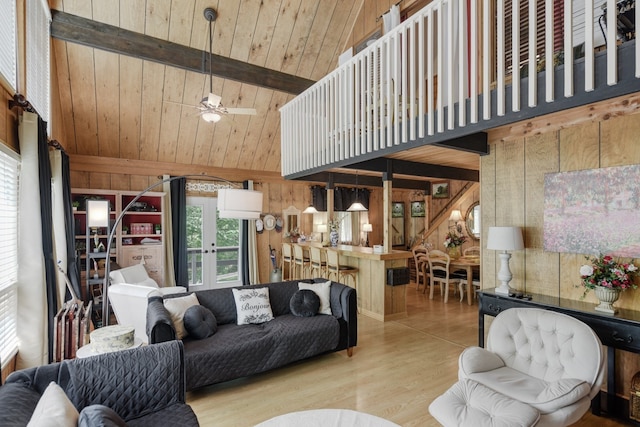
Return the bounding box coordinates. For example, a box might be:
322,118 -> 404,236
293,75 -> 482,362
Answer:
0,341 -> 198,426
430,307 -> 604,427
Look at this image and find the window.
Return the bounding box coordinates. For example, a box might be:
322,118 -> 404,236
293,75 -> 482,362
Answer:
0,0 -> 17,91
0,143 -> 20,369
26,0 -> 51,123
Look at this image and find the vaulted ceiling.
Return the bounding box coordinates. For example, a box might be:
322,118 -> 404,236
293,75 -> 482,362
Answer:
48,0 -> 480,185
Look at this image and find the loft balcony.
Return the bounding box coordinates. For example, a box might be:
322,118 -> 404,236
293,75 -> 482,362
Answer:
280,0 -> 638,182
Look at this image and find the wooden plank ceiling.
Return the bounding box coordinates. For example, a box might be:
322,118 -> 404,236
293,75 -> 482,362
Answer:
48,0 -> 480,182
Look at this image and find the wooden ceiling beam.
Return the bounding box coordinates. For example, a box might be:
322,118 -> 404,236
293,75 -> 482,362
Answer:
346,159 -> 479,182
68,154 -> 284,184
50,10 -> 315,95
294,171 -> 432,190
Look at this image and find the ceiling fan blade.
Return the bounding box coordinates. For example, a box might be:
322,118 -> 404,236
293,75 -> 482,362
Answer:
224,107 -> 257,115
163,99 -> 193,107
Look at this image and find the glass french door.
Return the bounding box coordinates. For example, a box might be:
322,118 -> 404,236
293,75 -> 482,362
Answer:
186,196 -> 242,289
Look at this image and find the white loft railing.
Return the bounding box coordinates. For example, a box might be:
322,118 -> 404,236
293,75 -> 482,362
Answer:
280,0 -> 639,177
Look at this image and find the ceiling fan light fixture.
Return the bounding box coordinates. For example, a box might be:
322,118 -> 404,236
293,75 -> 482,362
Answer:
202,111 -> 222,123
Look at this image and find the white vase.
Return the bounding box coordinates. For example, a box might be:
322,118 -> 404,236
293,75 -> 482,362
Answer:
594,286 -> 621,314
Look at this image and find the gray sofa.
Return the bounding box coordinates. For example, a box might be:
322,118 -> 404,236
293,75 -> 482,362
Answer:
147,279 -> 357,391
0,341 -> 198,426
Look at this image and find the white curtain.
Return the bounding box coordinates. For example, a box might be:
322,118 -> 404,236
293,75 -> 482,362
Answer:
247,180 -> 259,284
50,150 -> 68,304
162,175 -> 176,287
16,112 -> 47,368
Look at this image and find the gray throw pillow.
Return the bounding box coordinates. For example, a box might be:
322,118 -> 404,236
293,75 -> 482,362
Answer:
78,405 -> 127,427
290,289 -> 320,317
183,305 -> 217,339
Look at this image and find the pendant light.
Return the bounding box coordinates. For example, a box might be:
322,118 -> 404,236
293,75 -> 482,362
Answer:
347,172 -> 367,212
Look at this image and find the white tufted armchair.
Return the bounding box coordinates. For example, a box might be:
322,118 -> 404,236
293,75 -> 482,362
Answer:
456,307 -> 605,426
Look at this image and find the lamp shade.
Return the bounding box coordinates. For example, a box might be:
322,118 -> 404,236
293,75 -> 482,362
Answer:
449,209 -> 463,222
87,200 -> 110,227
303,205 -> 319,214
217,189 -> 263,219
486,226 -> 524,251
317,224 -> 328,233
347,202 -> 367,212
362,223 -> 373,232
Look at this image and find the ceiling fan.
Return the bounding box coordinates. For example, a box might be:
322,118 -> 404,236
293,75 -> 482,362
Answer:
183,8 -> 257,123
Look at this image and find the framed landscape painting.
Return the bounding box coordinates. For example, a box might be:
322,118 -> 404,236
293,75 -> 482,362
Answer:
543,164 -> 640,257
432,181 -> 449,199
411,201 -> 425,217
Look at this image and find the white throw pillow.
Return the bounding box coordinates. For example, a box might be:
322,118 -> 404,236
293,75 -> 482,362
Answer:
164,293 -> 199,339
27,382 -> 79,427
232,288 -> 274,325
298,281 -> 332,315
110,264 -> 159,288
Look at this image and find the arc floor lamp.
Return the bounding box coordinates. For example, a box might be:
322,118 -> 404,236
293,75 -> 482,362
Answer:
101,175 -> 263,324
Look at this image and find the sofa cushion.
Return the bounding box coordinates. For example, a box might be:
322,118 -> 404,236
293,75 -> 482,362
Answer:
232,287 -> 274,325
126,403 -> 199,427
164,293 -> 199,339
183,305 -> 217,339
429,379 -> 540,427
298,281 -> 332,315
290,289 -> 320,317
466,366 -> 591,414
0,382 -> 41,426
78,405 -> 127,427
28,381 -> 79,427
182,314 -> 340,390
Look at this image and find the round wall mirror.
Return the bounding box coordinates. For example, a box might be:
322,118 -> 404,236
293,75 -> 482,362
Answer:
465,202 -> 480,240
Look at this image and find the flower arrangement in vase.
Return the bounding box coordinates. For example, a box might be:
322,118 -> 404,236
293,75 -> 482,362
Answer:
443,231 -> 466,258
579,254 -> 638,313
284,227 -> 301,243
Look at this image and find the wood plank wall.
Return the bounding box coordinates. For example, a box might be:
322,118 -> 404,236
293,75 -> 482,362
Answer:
69,169 -> 354,285
482,101 -> 640,398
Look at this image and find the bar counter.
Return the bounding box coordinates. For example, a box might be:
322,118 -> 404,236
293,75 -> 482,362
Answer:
297,242 -> 412,321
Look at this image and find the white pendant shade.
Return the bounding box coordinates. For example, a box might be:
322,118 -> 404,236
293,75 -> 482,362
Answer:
347,202 -> 367,212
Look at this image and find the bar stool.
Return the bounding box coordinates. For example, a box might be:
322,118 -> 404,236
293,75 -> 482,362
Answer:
309,246 -> 327,279
282,243 -> 293,280
292,243 -> 311,279
326,250 -> 358,290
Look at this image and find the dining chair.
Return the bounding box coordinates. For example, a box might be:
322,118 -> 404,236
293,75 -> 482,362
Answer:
463,246 -> 481,257
412,245 -> 429,293
427,249 -> 466,303
458,270 -> 481,302
326,249 -> 358,291
292,243 -> 311,279
459,247 -> 481,302
309,246 -> 327,279
281,243 -> 294,280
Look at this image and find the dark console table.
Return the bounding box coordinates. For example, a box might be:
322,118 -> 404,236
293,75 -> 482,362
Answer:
478,289 -> 640,422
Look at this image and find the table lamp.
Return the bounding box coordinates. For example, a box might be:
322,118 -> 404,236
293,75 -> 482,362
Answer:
317,224 -> 327,242
449,209 -> 463,233
486,226 -> 524,295
362,223 -> 372,247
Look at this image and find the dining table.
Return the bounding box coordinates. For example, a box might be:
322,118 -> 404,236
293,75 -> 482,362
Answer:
449,255 -> 481,305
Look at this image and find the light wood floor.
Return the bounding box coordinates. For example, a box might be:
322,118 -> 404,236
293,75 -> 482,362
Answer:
187,284 -> 629,426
